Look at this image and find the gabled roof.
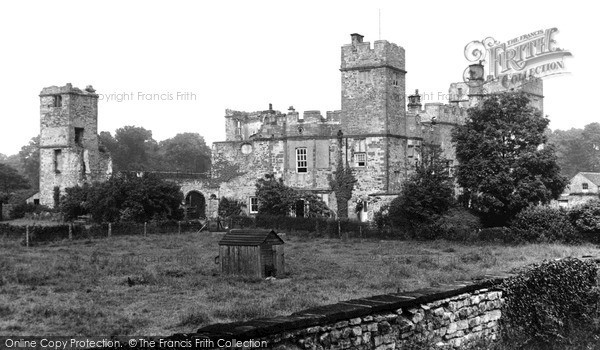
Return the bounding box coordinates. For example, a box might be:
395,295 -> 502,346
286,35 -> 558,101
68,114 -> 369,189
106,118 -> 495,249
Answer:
578,172 -> 600,186
219,229 -> 284,246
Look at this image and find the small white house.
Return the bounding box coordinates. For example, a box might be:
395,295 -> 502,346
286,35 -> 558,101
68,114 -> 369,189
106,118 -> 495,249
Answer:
557,172 -> 600,208
25,192 -> 40,205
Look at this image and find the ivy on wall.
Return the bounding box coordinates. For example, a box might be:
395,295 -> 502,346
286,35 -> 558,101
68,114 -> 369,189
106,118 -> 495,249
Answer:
329,131 -> 356,219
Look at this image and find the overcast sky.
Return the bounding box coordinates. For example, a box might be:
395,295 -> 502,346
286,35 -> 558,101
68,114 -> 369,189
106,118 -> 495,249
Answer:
0,0 -> 595,155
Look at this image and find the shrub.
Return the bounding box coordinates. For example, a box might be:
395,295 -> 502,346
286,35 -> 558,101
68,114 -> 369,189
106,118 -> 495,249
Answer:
509,205 -> 578,243
373,204 -> 390,230
435,207 -> 482,241
568,199 -> 600,242
60,173 -> 184,223
9,203 -> 53,219
388,146 -> 454,232
218,197 -> 244,218
0,223 -> 26,238
477,227 -> 513,243
500,258 -> 599,346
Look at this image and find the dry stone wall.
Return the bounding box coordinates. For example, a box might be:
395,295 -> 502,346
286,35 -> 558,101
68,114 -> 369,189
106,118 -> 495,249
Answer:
189,276 -> 508,349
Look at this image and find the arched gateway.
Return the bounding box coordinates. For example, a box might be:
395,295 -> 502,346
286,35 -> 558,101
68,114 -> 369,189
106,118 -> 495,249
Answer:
184,191 -> 206,219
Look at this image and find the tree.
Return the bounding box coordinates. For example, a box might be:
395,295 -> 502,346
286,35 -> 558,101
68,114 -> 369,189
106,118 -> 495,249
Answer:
388,145 -> 454,230
547,123 -> 600,178
218,197 -> 244,218
329,131 -> 357,219
18,136 -> 40,190
0,163 -> 30,203
254,174 -> 330,217
582,123 -> 600,172
60,173 -> 184,223
452,92 -> 568,226
255,174 -> 297,216
101,126 -> 160,171
158,133 -> 211,173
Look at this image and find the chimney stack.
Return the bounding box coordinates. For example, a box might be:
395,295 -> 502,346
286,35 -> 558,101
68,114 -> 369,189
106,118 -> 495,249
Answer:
350,33 -> 364,46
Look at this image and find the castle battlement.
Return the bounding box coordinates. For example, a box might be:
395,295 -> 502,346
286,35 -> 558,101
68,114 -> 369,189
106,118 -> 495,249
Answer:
341,34 -> 405,72
40,83 -> 98,97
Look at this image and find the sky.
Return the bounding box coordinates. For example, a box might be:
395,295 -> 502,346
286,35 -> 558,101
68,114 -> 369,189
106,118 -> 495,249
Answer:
0,0 -> 596,156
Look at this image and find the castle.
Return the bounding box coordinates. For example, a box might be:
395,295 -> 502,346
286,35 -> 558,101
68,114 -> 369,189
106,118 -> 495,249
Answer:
37,33 -> 543,221
38,84 -> 112,207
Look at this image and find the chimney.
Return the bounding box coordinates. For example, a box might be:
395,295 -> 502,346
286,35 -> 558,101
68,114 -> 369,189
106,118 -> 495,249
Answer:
350,33 -> 364,46
408,89 -> 422,114
269,103 -> 273,111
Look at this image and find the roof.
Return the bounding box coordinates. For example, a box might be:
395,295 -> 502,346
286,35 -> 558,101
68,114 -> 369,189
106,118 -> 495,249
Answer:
219,229 -> 284,246
578,172 -> 600,186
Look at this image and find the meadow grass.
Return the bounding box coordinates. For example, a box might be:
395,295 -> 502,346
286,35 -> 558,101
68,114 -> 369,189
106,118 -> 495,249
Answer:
1,231 -> 599,336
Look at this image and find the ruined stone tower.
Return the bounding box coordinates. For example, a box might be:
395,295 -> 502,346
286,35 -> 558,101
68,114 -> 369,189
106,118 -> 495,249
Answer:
39,83 -> 111,208
340,33 -> 406,135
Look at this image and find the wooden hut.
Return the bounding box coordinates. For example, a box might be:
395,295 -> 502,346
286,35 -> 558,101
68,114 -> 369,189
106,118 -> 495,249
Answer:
218,229 -> 285,278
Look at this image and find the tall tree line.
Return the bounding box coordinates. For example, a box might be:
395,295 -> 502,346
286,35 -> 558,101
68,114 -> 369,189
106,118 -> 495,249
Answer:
547,123 -> 600,178
0,127 -> 212,196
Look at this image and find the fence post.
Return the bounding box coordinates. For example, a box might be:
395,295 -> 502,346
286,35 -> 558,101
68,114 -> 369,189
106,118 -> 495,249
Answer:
68,223 -> 73,240
25,225 -> 29,247
144,222 -> 147,236
108,223 -> 112,237
178,221 -> 181,235
337,219 -> 341,239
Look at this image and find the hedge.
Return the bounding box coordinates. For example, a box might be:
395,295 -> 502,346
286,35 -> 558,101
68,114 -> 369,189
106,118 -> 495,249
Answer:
0,220 -> 205,246
500,258 -> 600,346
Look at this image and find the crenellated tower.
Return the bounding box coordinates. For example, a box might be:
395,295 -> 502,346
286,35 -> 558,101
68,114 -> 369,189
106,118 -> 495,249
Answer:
340,33 -> 406,136
38,83 -> 111,208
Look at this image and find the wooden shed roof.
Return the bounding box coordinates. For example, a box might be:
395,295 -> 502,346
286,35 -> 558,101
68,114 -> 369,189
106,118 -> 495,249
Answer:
219,229 -> 284,246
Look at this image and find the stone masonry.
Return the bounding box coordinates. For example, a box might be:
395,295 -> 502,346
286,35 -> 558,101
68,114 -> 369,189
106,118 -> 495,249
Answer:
184,33 -> 543,221
182,275 -> 508,350
39,83 -> 112,207
37,34 -> 543,218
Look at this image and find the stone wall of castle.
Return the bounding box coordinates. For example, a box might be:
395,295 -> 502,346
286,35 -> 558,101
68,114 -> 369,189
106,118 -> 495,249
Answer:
39,84 -> 112,207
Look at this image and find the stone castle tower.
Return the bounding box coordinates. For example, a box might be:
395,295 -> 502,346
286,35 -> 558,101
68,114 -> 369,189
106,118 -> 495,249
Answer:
39,83 -> 112,207
340,33 -> 406,135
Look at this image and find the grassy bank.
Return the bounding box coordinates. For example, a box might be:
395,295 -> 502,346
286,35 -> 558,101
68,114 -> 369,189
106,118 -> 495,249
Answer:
1,232 -> 599,336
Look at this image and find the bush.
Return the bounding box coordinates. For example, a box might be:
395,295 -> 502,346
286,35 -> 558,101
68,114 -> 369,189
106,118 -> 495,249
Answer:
568,199 -> 600,242
509,206 -> 578,243
388,146 -> 454,231
0,223 -> 26,238
434,208 -> 482,241
60,173 -> 184,223
478,227 -> 513,243
218,197 -> 243,218
9,203 -> 52,219
500,258 -> 599,346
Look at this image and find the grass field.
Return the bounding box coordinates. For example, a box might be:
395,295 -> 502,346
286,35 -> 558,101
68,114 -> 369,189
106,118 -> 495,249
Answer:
1,231 -> 599,336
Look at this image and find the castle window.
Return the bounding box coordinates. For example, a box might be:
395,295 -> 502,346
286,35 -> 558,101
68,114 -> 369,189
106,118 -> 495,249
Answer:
358,70 -> 369,83
294,199 -> 307,218
74,127 -> 84,145
234,120 -> 242,136
408,145 -> 415,158
392,72 -> 398,86
317,193 -> 329,205
249,197 -> 259,213
53,95 -> 62,107
296,148 -> 307,173
355,152 -> 366,167
54,149 -> 62,173
583,183 -> 589,191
